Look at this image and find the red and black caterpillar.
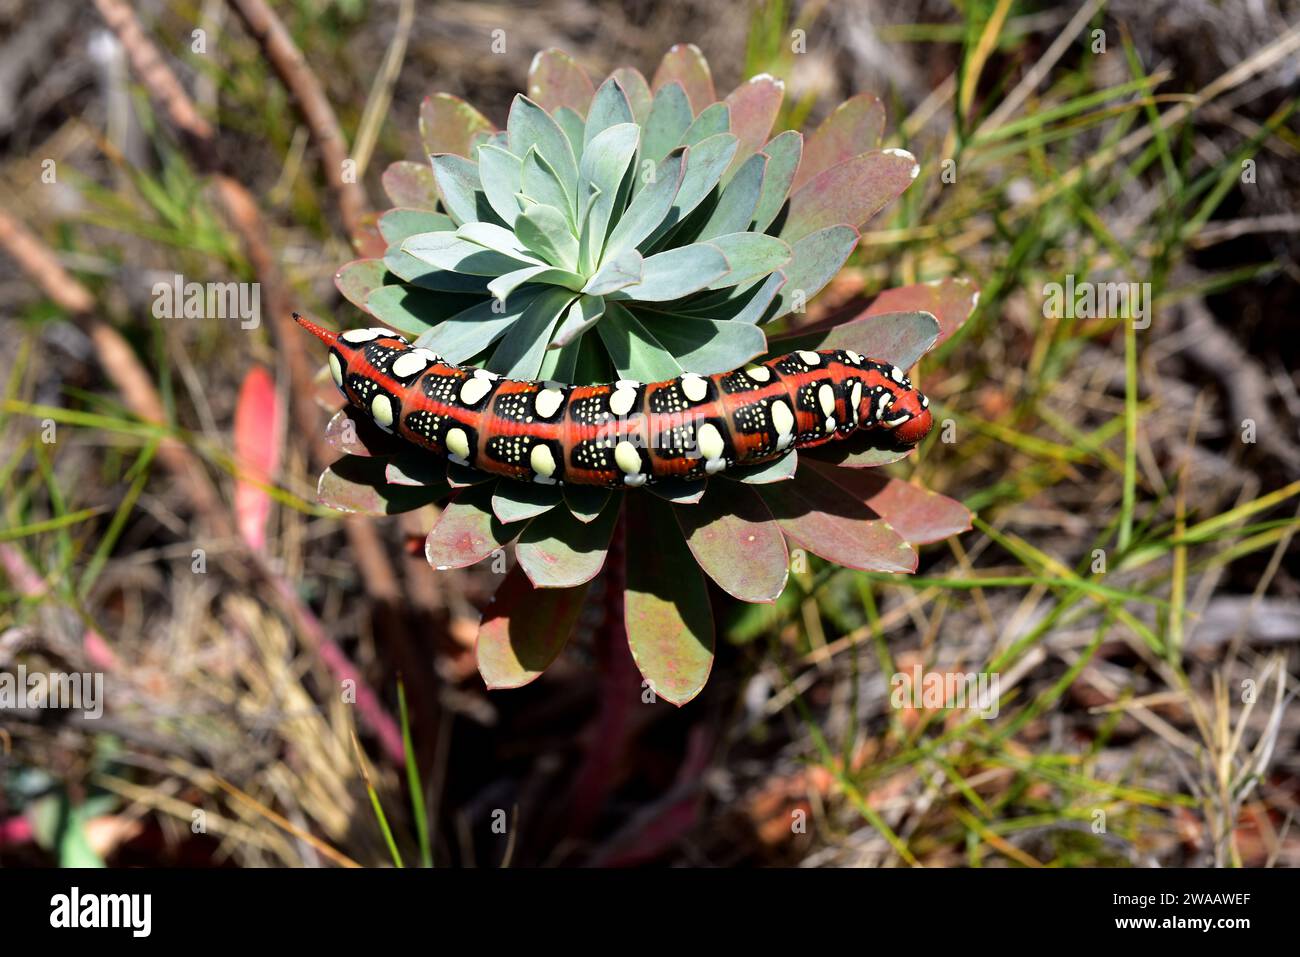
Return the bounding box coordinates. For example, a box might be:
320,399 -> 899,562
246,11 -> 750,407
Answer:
296,314 -> 933,488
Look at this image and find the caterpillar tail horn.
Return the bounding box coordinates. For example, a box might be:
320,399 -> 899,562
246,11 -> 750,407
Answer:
292,312 -> 340,348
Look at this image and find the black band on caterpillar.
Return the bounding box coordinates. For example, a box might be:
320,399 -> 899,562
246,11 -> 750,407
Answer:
296,314 -> 933,488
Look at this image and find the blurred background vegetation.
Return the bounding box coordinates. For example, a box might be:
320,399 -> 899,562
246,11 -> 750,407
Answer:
1,0 -> 1298,867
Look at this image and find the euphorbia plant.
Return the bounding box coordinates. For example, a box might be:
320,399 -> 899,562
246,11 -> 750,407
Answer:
318,45 -> 975,704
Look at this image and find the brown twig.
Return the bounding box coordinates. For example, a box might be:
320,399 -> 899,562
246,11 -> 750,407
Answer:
226,0 -> 371,243
91,0 -> 215,144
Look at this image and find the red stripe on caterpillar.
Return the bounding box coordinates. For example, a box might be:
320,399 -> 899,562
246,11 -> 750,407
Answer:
295,314 -> 933,488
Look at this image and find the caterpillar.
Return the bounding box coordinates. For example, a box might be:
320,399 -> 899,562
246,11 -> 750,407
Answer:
296,314 -> 932,488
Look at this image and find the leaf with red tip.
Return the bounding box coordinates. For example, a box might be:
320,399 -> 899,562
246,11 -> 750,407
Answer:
419,93 -> 494,158
477,565 -> 589,689
528,48 -> 596,116
335,259 -> 390,315
324,407 -> 403,457
625,497 -> 714,706
772,310 -> 940,371
724,74 -> 784,171
861,277 -> 981,349
425,485 -> 516,569
610,67 -> 653,124
651,43 -> 715,115
233,366 -> 283,552
757,466 -> 915,572
675,483 -> 787,603
780,149 -> 919,241
352,212 -> 387,258
515,496 -> 620,588
792,93 -> 886,191
317,456 -> 445,515
803,438 -> 911,470
810,461 -> 971,545
381,161 -> 440,209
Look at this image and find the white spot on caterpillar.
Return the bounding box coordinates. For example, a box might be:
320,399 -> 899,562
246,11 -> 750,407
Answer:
534,388 -> 564,418
530,444 -> 557,481
825,417 -> 837,432
608,386 -> 638,416
371,394 -> 394,431
797,350 -> 821,366
850,382 -> 863,421
679,373 -> 708,402
614,440 -> 643,483
445,427 -> 470,462
845,350 -> 864,364
391,351 -> 430,378
341,327 -> 388,344
744,363 -> 772,383
818,383 -> 835,417
771,400 -> 795,449
921,394 -> 929,408
889,365 -> 904,383
875,393 -> 892,421
459,375 -> 493,405
884,414 -> 910,428
697,422 -> 725,462
328,352 -> 343,386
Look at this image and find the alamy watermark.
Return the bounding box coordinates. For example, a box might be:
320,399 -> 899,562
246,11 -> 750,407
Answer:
0,667 -> 104,719
890,665 -> 1000,719
1042,274 -> 1151,329
151,274 -> 260,329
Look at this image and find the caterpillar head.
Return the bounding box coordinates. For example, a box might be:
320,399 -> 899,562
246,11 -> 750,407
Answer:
856,366 -> 933,447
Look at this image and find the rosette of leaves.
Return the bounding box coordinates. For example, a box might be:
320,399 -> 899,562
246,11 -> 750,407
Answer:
320,46 -> 976,704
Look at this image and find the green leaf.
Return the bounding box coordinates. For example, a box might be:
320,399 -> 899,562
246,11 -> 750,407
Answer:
675,482 -> 788,602
703,233 -> 790,289
751,130 -> 802,232
506,95 -> 579,200
430,153 -> 484,225
597,304 -> 683,380
581,248 -> 642,297
858,277 -> 981,349
552,107 -> 587,161
726,450 -> 797,484
520,147 -> 574,225
680,103 -> 730,146
564,484 -> 611,523
538,331 -> 583,381
420,93 -> 494,157
385,452 -> 447,487
641,82 -> 694,166
584,76 -> 635,147
476,145 -> 524,226
325,408 -> 402,457
491,481 -> 563,523
366,285 -> 485,338
379,208 -> 454,245
625,495 -> 714,706
487,264 -> 583,302
384,249 -> 491,294
610,67 -> 653,124
649,479 -> 707,504
774,310 -> 940,370
577,123 -> 640,273
403,231 -> 537,276
487,287 -> 576,379
335,259 -> 390,315
643,133 -> 738,248
602,148 -> 687,260
414,286 -> 545,363
515,203 -> 579,269
680,270 -> 786,324
607,243 -> 729,301
696,151 -> 765,240
457,221 -> 543,261
515,496 -> 621,588
766,225 -> 859,322
425,485 -> 516,569
477,565 -> 590,689
551,294 -> 607,348
640,313 -> 767,374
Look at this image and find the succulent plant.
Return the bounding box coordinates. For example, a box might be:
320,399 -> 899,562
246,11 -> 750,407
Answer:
319,45 -> 976,704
